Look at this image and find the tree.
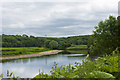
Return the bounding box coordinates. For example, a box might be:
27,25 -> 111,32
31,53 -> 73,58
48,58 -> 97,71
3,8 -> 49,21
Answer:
49,40 -> 58,49
1,34 -> 91,48
58,41 -> 66,49
22,34 -> 28,37
89,16 -> 119,55
44,40 -> 51,48
117,16 -> 120,51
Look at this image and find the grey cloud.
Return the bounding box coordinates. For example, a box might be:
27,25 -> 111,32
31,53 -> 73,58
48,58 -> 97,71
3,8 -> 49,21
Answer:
118,1 -> 120,16
2,1 -> 118,37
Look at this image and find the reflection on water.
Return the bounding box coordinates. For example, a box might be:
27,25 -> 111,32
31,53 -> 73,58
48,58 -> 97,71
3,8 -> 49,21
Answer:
64,54 -> 87,57
2,52 -> 86,78
0,63 -> 2,75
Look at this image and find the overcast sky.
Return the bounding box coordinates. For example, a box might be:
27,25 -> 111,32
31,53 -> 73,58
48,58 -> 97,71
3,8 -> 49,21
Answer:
0,0 -> 119,37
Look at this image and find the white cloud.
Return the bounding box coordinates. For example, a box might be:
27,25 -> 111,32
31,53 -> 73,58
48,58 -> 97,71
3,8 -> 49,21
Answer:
0,0 -> 92,2
1,0 -> 119,37
60,24 -> 93,29
9,23 -> 25,28
29,4 -> 36,8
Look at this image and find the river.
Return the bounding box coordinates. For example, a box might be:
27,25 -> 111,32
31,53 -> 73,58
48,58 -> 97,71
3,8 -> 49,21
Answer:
1,52 -> 87,78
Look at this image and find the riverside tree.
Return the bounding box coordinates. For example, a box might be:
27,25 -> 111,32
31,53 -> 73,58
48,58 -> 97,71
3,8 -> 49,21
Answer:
89,16 -> 119,55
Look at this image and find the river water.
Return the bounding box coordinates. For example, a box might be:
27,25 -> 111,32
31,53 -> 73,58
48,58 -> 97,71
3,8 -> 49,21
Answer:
1,52 -> 87,78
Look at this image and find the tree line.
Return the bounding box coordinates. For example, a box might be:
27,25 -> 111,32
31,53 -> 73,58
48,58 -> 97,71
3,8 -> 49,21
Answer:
1,34 -> 90,49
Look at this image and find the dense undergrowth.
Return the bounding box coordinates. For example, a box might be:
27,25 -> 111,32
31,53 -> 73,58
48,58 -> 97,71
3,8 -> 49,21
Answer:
34,48 -> 119,79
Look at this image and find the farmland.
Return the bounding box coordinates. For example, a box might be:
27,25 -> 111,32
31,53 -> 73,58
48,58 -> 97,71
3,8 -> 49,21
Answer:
1,47 -> 50,57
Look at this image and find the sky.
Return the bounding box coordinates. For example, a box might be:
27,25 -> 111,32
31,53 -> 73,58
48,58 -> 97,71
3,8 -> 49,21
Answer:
0,0 -> 119,37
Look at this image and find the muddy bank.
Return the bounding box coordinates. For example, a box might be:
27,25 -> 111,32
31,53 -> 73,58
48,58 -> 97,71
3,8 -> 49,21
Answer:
0,50 -> 63,60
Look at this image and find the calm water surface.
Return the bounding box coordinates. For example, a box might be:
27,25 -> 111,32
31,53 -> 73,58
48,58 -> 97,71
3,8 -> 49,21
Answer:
2,52 -> 86,78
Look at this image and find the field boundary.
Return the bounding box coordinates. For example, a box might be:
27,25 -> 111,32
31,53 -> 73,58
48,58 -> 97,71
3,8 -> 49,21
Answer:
0,50 -> 63,60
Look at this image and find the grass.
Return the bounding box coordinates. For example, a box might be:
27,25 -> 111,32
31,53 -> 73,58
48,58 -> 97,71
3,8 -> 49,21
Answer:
66,50 -> 88,54
66,45 -> 88,54
0,47 -> 50,57
66,45 -> 88,50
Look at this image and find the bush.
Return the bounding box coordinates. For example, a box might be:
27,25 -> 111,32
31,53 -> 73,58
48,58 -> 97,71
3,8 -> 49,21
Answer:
35,48 -> 119,78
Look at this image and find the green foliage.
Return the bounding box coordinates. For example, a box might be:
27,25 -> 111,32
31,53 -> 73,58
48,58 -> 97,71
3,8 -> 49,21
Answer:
49,40 -> 58,49
1,47 -> 50,57
35,72 -> 51,78
35,49 -> 119,78
0,73 -> 3,79
89,71 -> 115,78
66,45 -> 88,50
58,41 -> 67,49
7,70 -> 20,78
44,40 -> 51,48
89,16 -> 119,55
2,34 -> 91,50
66,45 -> 88,54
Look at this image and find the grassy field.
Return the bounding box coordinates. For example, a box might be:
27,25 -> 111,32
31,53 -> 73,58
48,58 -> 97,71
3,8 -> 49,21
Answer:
66,50 -> 88,54
0,47 -> 50,57
0,45 -> 88,57
66,45 -> 88,50
66,45 -> 88,54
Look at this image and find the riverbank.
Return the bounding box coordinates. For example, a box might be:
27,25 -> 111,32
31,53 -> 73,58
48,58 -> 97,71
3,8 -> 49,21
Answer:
1,47 -> 50,57
0,50 -> 63,60
65,45 -> 88,54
